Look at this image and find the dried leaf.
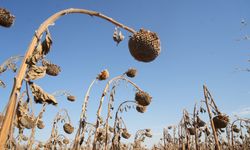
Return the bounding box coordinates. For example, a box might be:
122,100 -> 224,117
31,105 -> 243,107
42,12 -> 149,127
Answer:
6,62 -> 17,72
29,82 -> 57,105
26,44 -> 43,65
0,80 -> 6,88
42,30 -> 52,55
113,27 -> 124,45
0,55 -> 23,73
26,65 -> 46,80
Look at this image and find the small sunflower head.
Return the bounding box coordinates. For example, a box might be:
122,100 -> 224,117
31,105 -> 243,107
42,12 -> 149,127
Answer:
135,91 -> 152,106
126,68 -> 137,78
67,95 -> 76,102
121,129 -> 131,139
97,69 -> 109,81
0,8 -> 15,28
63,123 -> 74,134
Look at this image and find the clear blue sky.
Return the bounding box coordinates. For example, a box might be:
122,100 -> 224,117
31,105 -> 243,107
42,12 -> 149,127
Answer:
1,0 -> 250,147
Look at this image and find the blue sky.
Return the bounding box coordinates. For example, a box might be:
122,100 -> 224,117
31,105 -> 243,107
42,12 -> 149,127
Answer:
1,0 -> 250,147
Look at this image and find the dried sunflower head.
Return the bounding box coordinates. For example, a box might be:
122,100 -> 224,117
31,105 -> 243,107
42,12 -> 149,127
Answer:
126,68 -> 137,78
121,129 -> 131,139
63,138 -> 70,145
145,132 -> 152,138
145,128 -> 151,132
0,8 -> 15,27
63,123 -> 74,134
37,119 -> 45,129
197,116 -> 206,127
135,91 -> 152,106
29,82 -> 58,105
45,63 -> 61,76
21,134 -> 28,141
232,125 -> 240,133
187,127 -> 195,135
213,114 -> 229,129
109,126 -> 114,133
136,105 -> 147,113
97,69 -> 109,80
128,28 -> 161,62
38,142 -> 43,148
67,95 -> 76,102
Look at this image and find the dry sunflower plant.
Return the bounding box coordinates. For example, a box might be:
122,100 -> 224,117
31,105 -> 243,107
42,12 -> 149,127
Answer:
153,85 -> 250,150
0,7 -> 161,150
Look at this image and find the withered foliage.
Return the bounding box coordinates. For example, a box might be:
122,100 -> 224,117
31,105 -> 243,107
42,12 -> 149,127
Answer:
29,82 -> 57,105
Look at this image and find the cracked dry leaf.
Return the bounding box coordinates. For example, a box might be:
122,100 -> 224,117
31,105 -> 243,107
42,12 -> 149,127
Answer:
29,83 -> 57,105
26,65 -> 46,80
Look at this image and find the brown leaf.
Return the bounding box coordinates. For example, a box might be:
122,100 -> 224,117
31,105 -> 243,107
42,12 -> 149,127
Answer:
26,65 -> 46,80
42,30 -> 52,55
29,82 -> 57,105
26,44 -> 43,65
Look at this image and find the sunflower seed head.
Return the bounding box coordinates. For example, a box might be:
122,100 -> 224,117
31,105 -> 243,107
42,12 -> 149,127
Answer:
126,68 -> 137,78
135,91 -> 152,106
67,95 -> 76,102
97,69 -> 109,80
136,105 -> 147,113
129,28 -> 161,62
121,129 -> 131,139
0,8 -> 15,28
63,123 -> 74,134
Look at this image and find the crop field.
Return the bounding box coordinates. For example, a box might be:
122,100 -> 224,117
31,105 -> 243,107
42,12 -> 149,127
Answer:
0,1 -> 250,150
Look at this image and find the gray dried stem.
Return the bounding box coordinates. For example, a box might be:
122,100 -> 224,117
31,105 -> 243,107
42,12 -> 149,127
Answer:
0,8 -> 136,148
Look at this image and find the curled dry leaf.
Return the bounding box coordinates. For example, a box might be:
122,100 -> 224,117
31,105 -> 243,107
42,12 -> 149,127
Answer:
42,30 -> 52,55
26,65 -> 47,80
19,115 -> 35,129
113,27 -> 124,45
26,44 -> 43,65
29,82 -> 57,105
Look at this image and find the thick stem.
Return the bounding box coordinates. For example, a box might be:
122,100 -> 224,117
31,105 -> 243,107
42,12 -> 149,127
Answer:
203,85 -> 221,150
0,8 -> 136,148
